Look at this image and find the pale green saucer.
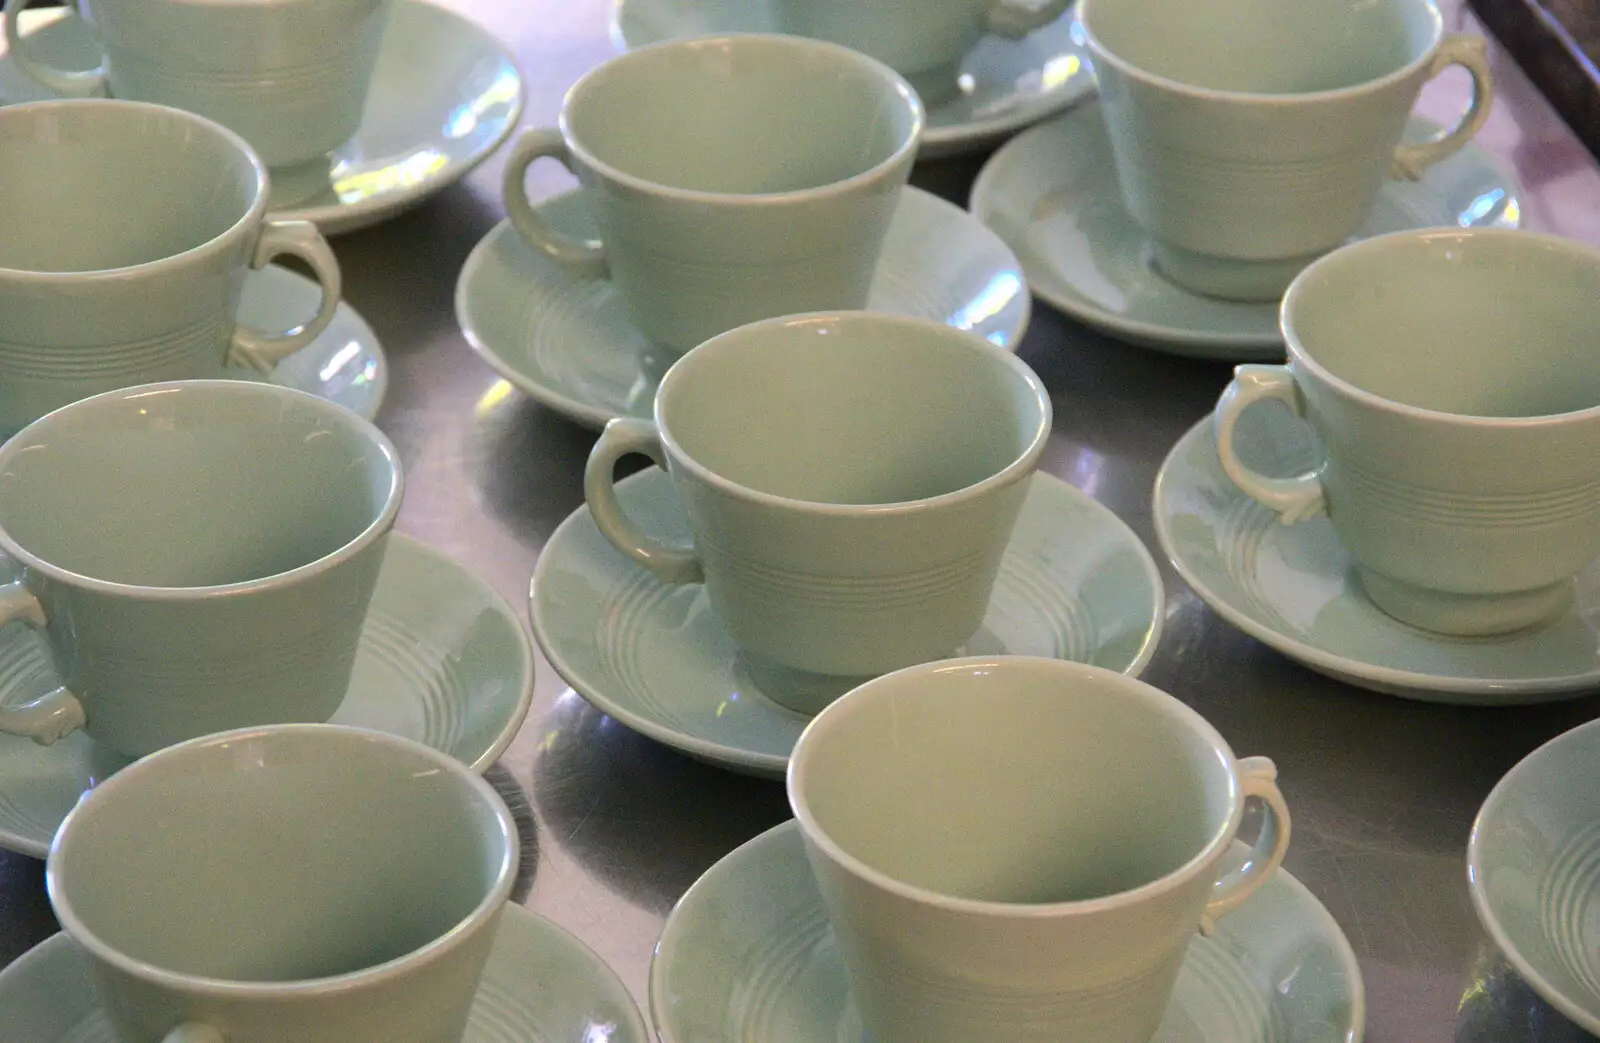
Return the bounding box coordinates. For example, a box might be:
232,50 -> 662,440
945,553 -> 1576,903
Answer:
457,186 -> 1031,430
1470,718 -> 1600,1036
530,468 -> 1163,777
0,534 -> 534,857
0,0 -> 524,235
610,0 -> 1092,158
971,101 -> 1521,361
0,904 -> 648,1042
651,821 -> 1365,1042
1153,407 -> 1600,703
239,264 -> 387,421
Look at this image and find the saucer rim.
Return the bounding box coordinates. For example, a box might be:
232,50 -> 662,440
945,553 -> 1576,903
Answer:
646,820 -> 1367,1043
529,468 -> 1165,776
1151,415 -> 1600,701
247,263 -> 390,422
1466,717 -> 1600,1035
455,184 -> 1033,431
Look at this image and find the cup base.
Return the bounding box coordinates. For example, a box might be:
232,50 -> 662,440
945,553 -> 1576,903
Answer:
1358,569 -> 1574,637
902,62 -> 966,108
1151,241 -> 1326,302
737,654 -> 876,717
268,157 -> 335,209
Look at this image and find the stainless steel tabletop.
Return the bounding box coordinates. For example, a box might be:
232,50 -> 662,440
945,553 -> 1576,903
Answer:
4,2 -> 1600,1040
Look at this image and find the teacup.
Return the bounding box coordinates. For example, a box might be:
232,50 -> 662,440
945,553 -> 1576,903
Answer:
0,379 -> 402,756
1214,227 -> 1600,636
584,312 -> 1050,711
3,0 -> 390,168
0,99 -> 343,434
769,0 -> 1072,106
502,34 -> 922,356
788,655 -> 1291,1043
1079,0 -> 1492,300
47,724 -> 518,1043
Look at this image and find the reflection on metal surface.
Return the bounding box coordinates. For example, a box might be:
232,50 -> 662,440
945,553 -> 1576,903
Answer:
475,379 -> 518,419
1455,942 -> 1597,1041
484,762 -> 539,904
332,149 -> 452,204
446,67 -> 524,140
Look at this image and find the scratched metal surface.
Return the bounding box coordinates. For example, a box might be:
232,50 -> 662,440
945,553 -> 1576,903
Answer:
4,2 -> 1600,1040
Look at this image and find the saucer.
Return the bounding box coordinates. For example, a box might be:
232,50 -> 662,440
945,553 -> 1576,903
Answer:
0,533 -> 534,857
1152,406 -> 1600,703
1470,718 -> 1600,1035
0,904 -> 649,1043
610,0 -> 1092,158
458,186 -> 1031,430
650,821 -> 1365,1043
530,468 -> 1163,777
971,101 -> 1522,361
0,0 -> 524,235
237,264 -> 388,421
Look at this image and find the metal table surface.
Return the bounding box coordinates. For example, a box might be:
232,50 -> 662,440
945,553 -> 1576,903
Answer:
3,2 -> 1600,1040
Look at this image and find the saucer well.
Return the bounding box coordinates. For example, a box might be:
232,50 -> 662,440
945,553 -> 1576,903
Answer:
1470,718 -> 1600,1035
610,0 -> 1092,158
0,534 -> 534,857
530,468 -> 1163,777
1153,406 -> 1600,703
0,0 -> 524,235
237,264 -> 388,421
650,821 -> 1365,1043
458,186 -> 1032,429
971,100 -> 1521,361
0,904 -> 649,1043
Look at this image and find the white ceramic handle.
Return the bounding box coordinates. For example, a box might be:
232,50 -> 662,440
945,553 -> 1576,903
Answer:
986,0 -> 1072,37
2,0 -> 107,96
0,561 -> 85,746
502,127 -> 608,278
583,418 -> 703,584
1390,34 -> 1494,180
1200,755 -> 1292,935
1213,364 -> 1327,524
162,1024 -> 224,1043
228,220 -> 342,375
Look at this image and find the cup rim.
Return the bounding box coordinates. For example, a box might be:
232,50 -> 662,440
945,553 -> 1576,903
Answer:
0,99 -> 270,282
786,655 -> 1246,918
0,380 -> 404,599
1078,0 -> 1444,105
652,312 -> 1052,515
1466,717 -> 1600,1033
1280,227 -> 1600,426
556,32 -> 925,206
45,723 -> 519,997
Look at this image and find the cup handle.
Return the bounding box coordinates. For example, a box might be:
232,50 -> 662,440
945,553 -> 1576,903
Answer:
1389,34 -> 1493,180
0,562 -> 85,746
162,1024 -> 224,1043
584,418 -> 704,584
228,220 -> 343,375
986,0 -> 1072,37
2,0 -> 108,97
1213,364 -> 1328,524
502,127 -> 608,278
1199,755 -> 1292,935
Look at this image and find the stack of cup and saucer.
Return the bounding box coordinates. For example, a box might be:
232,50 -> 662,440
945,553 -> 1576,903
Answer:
1,0 -> 524,234
970,0 -> 1519,360
454,33 -> 1034,430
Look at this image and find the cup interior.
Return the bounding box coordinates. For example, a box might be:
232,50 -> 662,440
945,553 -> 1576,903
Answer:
1084,0 -> 1436,93
0,101 -> 260,273
50,727 -> 512,983
792,659 -> 1236,904
0,382 -> 398,588
1286,231 -> 1600,417
659,314 -> 1047,505
566,35 -> 917,194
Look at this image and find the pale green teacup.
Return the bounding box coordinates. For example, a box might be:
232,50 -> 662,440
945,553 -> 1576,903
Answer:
788,655 -> 1291,1043
502,34 -> 923,356
583,312 -> 1050,711
0,379 -> 402,756
1080,0 -> 1492,301
0,99 -> 343,434
3,0 -> 391,168
770,0 -> 1072,106
1215,228 -> 1600,636
47,724 -> 518,1043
